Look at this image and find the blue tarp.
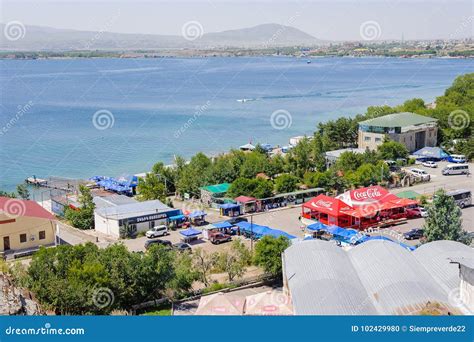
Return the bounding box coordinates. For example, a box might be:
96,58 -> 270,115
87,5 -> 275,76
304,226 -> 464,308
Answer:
219,203 -> 241,210
234,222 -> 296,239
306,221 -> 329,231
169,214 -> 185,221
413,147 -> 449,160
179,228 -> 201,237
213,221 -> 233,229
357,236 -> 416,251
187,210 -> 207,218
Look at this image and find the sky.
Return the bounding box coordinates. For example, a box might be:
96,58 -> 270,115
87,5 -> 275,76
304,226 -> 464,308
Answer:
1,0 -> 473,40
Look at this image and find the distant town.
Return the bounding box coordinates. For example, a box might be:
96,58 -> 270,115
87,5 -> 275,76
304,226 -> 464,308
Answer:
1,39 -> 473,60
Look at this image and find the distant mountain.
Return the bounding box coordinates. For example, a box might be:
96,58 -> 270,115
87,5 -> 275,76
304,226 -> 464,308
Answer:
0,23 -> 322,51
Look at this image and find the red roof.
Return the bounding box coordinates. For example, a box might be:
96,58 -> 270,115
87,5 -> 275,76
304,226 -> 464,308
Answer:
234,196 -> 257,203
303,194 -> 353,216
0,197 -> 55,220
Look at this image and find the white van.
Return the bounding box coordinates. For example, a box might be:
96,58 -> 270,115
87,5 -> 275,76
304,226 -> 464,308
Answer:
145,225 -> 169,238
442,164 -> 470,176
409,168 -> 430,181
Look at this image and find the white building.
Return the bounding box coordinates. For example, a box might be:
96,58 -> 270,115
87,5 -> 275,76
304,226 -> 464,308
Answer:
94,196 -> 181,238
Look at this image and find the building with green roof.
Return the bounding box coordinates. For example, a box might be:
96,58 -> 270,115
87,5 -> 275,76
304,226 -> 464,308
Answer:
200,183 -> 231,205
358,112 -> 438,152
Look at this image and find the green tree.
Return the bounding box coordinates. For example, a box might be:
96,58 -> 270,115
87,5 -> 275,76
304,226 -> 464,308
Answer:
423,190 -> 471,245
216,240 -> 251,282
227,178 -> 273,199
64,185 -> 95,230
137,173 -> 167,202
192,248 -> 217,287
253,236 -> 290,276
274,174 -> 299,193
377,141 -> 409,160
334,151 -> 364,172
16,183 -> 30,200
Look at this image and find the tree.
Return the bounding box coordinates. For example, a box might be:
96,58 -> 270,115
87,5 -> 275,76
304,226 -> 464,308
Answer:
423,190 -> 471,245
334,151 -> 364,172
215,240 -> 252,282
274,174 -> 299,193
64,185 -> 95,230
192,248 -> 217,287
377,141 -> 409,160
287,137 -> 314,178
137,173 -> 167,202
253,236 -> 290,276
16,183 -> 30,200
227,178 -> 273,199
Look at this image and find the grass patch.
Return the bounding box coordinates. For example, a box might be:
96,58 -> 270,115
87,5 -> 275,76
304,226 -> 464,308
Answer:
138,303 -> 172,316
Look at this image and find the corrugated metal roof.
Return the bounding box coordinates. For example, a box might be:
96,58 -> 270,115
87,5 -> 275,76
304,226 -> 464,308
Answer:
93,195 -> 137,209
95,199 -> 171,220
358,112 -> 437,128
283,239 -> 470,315
284,240 -> 378,315
349,240 -> 452,315
414,240 -> 473,293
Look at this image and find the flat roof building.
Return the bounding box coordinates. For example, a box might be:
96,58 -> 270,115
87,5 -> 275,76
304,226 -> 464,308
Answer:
358,112 -> 438,152
94,198 -> 181,238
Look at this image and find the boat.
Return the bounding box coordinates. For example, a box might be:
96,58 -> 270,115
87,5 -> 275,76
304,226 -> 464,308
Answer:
306,59 -> 311,64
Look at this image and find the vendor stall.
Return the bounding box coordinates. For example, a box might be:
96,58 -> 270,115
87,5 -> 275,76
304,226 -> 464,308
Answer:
168,214 -> 186,229
186,210 -> 207,226
219,203 -> 241,217
234,196 -> 257,213
179,228 -> 202,243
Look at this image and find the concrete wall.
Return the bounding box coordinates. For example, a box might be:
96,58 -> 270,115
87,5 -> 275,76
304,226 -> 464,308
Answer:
0,215 -> 56,252
358,131 -> 385,150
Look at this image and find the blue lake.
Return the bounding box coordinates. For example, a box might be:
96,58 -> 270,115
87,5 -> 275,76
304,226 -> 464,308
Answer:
0,56 -> 472,191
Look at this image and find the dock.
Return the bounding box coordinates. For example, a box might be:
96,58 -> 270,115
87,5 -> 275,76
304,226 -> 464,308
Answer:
25,176 -> 87,193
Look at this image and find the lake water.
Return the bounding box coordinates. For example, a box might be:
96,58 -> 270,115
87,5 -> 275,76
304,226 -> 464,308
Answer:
0,56 -> 472,191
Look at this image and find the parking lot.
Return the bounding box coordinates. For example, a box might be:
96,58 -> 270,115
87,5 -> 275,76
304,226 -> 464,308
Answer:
122,161 -> 472,253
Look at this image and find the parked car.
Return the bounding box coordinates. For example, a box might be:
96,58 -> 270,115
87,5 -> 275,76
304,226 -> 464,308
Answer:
403,229 -> 424,240
209,233 -> 232,244
421,161 -> 437,168
228,217 -> 248,225
145,225 -> 169,239
406,207 -> 428,218
144,239 -> 172,250
172,242 -> 192,252
409,168 -> 431,181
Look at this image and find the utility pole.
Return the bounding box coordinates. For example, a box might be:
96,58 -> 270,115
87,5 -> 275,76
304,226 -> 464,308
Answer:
250,214 -> 254,252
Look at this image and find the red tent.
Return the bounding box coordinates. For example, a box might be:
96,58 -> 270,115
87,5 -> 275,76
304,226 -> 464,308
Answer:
302,194 -> 354,227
